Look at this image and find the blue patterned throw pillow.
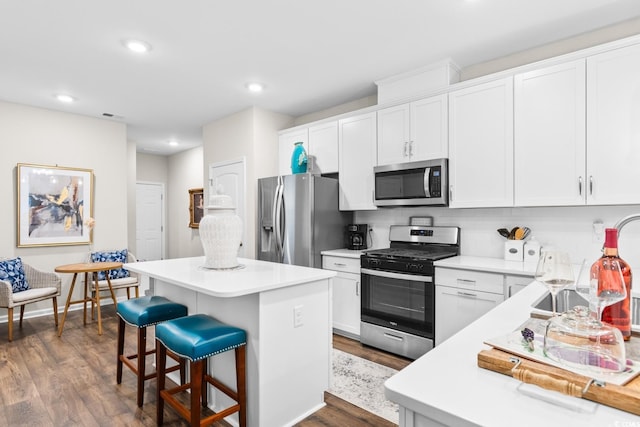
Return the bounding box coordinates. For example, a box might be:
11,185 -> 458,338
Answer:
91,249 -> 130,281
0,257 -> 30,293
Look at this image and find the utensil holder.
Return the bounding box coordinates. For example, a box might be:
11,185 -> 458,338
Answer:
504,240 -> 524,261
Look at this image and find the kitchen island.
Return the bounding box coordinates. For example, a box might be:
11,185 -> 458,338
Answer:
125,256 -> 335,427
385,279 -> 640,426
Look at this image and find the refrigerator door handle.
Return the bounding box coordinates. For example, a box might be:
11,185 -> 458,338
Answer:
274,176 -> 285,261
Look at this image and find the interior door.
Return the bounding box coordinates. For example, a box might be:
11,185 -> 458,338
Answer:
209,158 -> 246,257
135,182 -> 164,261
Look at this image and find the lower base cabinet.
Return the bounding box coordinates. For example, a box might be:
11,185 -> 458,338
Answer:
323,255 -> 361,338
332,272 -> 361,338
435,285 -> 503,346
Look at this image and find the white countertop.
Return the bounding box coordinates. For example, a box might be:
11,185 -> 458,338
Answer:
384,281 -> 640,426
320,248 -> 367,259
125,256 -> 335,297
434,255 -> 537,276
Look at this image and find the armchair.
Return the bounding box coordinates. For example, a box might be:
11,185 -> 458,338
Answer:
0,260 -> 61,341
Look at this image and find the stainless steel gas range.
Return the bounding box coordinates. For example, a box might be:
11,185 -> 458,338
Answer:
360,225 -> 460,359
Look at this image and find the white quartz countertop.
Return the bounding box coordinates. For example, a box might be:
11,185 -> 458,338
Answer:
434,255 -> 537,276
384,281 -> 640,426
125,256 -> 335,298
320,248 -> 367,259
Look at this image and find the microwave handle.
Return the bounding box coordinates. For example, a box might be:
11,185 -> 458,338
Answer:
423,167 -> 431,198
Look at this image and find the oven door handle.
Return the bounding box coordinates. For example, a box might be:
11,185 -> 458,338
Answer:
361,268 -> 432,283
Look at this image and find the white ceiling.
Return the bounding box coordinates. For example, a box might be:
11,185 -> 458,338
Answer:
1,1 -> 639,155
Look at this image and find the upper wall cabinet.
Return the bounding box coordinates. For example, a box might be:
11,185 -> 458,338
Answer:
448,77 -> 514,208
308,121 -> 339,174
587,43 -> 640,205
338,112 -> 378,211
377,94 -> 448,166
514,60 -> 586,206
278,128 -> 308,176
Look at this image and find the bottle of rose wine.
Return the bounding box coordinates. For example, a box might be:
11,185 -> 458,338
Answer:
599,228 -> 632,341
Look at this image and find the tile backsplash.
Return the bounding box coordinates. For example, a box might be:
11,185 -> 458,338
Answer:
355,205 -> 640,272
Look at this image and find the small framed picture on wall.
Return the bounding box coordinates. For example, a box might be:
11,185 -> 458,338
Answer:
189,188 -> 204,228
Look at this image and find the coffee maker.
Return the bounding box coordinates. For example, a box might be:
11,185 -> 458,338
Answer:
346,224 -> 368,250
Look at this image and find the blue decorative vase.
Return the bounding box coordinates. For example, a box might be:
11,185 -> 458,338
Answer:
291,141 -> 308,174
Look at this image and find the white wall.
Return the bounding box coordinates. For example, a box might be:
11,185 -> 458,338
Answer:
461,17 -> 640,80
167,146 -> 204,259
0,100 -> 128,317
203,107 -> 292,260
136,152 -> 169,183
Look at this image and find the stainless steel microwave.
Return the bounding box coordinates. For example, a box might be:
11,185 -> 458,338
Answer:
374,159 -> 448,206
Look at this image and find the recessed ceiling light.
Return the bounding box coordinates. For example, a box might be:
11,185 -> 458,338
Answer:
246,83 -> 264,93
55,94 -> 75,103
168,140 -> 179,146
124,39 -> 152,53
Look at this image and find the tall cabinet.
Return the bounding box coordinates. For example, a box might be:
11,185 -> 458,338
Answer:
587,43 -> 640,205
448,77 -> 514,208
338,111 -> 378,211
514,60 -> 586,206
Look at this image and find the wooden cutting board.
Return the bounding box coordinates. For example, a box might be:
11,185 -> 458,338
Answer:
478,346 -> 640,415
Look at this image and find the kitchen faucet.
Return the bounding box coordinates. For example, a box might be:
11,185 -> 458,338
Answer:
614,213 -> 640,235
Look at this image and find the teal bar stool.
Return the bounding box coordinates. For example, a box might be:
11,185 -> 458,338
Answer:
116,296 -> 188,407
155,314 -> 247,427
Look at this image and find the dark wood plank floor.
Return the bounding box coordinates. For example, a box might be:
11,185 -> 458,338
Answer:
0,307 -> 411,426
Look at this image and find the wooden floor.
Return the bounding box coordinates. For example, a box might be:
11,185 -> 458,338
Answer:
0,306 -> 411,426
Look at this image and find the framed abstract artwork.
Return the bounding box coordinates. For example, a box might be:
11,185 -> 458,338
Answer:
189,188 -> 204,228
17,163 -> 94,247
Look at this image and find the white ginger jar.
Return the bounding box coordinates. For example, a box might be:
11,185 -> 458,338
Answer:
199,193 -> 242,269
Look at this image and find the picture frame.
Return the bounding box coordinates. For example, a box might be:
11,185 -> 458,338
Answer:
17,163 -> 94,247
189,188 -> 204,229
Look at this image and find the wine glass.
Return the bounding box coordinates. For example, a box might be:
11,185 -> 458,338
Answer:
592,259 -> 627,324
574,259 -> 594,311
535,251 -> 575,317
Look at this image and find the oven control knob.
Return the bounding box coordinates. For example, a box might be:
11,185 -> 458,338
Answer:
406,263 -> 423,272
369,259 -> 381,267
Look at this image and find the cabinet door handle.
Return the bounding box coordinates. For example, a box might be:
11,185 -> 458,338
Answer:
589,176 -> 593,195
409,141 -> 414,157
456,279 -> 476,286
578,176 -> 582,196
333,262 -> 347,267
449,185 -> 453,201
356,281 -> 360,296
457,291 -> 478,298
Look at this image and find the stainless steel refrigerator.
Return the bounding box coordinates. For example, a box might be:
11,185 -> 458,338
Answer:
257,174 -> 350,268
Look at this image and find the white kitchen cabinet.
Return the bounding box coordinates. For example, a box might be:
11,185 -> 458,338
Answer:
338,111 -> 378,211
323,255 -> 361,338
308,121 -> 338,174
377,94 -> 448,166
504,274 -> 534,298
587,43 -> 640,205
448,77 -> 514,208
278,128 -> 308,176
435,285 -> 503,346
435,266 -> 511,345
514,60 -> 586,206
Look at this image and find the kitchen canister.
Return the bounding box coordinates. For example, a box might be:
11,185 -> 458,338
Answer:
291,141 -> 308,174
199,191 -> 242,269
504,240 -> 524,261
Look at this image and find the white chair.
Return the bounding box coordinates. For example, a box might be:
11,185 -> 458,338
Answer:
88,250 -> 140,318
0,260 -> 61,341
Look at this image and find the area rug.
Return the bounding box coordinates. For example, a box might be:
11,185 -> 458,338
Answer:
329,348 -> 400,424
